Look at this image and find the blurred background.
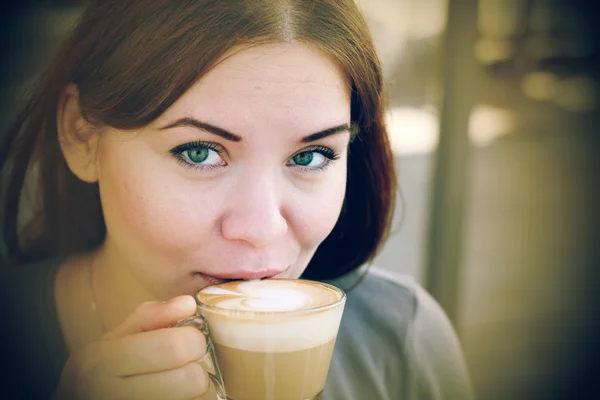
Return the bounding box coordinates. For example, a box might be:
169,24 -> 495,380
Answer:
1,0 -> 599,399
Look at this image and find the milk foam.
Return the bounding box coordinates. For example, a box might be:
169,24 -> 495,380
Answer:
196,280 -> 345,352
201,280 -> 322,311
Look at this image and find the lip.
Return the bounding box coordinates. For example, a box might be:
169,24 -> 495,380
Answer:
193,265 -> 291,284
194,272 -> 231,286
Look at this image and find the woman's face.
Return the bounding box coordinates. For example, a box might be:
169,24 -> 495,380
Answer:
95,43 -> 351,299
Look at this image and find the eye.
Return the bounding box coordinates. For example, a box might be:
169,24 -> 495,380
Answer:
170,141 -> 226,170
290,151 -> 324,167
288,146 -> 339,170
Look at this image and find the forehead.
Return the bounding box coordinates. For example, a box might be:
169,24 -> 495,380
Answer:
157,43 -> 351,132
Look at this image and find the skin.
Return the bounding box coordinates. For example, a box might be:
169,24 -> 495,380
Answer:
55,42 -> 351,399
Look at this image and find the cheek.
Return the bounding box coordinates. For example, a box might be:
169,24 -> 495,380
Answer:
97,141 -> 216,257
290,167 -> 348,248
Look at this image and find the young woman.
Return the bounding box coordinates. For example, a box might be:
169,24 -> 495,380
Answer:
0,1 -> 473,399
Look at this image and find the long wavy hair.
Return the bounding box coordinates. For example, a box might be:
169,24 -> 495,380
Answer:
0,0 -> 396,280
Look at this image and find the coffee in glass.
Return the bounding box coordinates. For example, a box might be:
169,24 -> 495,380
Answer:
188,279 -> 346,400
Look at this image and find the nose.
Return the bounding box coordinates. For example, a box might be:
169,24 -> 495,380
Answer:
220,173 -> 288,248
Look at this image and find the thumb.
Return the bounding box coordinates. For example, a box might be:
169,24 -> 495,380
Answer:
104,295 -> 197,339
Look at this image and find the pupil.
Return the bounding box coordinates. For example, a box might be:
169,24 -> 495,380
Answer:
294,152 -> 313,166
188,148 -> 209,163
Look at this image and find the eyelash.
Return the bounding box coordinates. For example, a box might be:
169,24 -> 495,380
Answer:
169,142 -> 340,171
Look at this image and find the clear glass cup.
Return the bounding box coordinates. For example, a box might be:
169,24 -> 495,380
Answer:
176,279 -> 346,400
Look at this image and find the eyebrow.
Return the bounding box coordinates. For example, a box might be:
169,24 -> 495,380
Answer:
160,118 -> 241,142
159,117 -> 352,143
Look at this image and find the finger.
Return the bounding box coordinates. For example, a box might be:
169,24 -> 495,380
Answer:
105,295 -> 197,339
101,326 -> 207,376
118,361 -> 210,400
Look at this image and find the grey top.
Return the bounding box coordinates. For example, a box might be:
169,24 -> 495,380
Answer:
0,259 -> 473,400
324,267 -> 473,400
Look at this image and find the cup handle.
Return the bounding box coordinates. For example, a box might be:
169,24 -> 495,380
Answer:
174,314 -> 227,400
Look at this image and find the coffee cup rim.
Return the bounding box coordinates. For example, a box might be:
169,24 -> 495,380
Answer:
192,279 -> 346,316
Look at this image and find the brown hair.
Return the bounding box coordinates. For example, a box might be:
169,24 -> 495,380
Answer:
0,0 -> 396,280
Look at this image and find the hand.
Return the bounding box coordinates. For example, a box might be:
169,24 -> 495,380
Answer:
53,296 -> 211,400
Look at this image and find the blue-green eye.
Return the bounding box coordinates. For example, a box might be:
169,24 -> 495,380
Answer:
288,146 -> 339,170
186,147 -> 210,163
170,141 -> 226,169
291,151 -> 315,166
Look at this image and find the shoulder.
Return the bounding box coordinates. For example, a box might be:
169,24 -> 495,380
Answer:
330,266 -> 474,400
335,266 -> 459,335
355,267 -> 459,343
327,266 -> 425,365
362,268 -> 474,400
324,267 -> 421,399
336,266 -> 423,335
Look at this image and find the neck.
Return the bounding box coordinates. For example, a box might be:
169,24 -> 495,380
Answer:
91,241 -> 158,332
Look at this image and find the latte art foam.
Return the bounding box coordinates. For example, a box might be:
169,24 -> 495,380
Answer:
199,279 -> 339,312
196,279 -> 345,352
